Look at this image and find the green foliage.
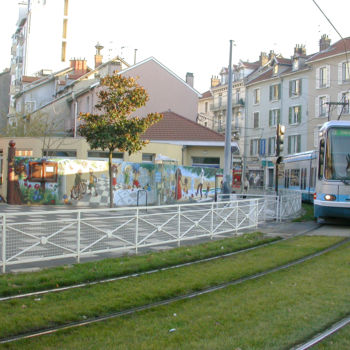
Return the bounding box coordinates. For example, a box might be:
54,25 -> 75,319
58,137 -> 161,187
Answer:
78,75 -> 162,155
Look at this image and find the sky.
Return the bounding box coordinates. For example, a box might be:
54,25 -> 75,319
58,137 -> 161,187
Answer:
0,0 -> 349,93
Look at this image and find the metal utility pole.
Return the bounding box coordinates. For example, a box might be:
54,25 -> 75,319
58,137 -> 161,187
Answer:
223,40 -> 234,194
134,49 -> 138,65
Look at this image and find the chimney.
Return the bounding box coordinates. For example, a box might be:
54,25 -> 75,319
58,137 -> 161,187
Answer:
186,72 -> 194,88
211,75 -> 220,88
319,34 -> 331,51
259,52 -> 268,66
268,50 -> 275,61
94,42 -> 104,68
294,44 -> 306,57
70,58 -> 88,74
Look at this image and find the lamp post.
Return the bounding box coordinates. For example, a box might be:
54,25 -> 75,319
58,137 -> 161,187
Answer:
223,40 -> 234,194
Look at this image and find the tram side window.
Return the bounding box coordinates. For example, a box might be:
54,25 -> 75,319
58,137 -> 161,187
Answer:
290,169 -> 300,187
310,167 -> 315,188
285,169 -> 289,188
301,168 -> 307,190
318,139 -> 325,179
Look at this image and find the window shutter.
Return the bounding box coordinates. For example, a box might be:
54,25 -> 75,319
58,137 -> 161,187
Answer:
269,110 -> 272,126
289,107 -> 292,124
315,97 -> 319,118
298,106 -> 302,123
297,135 -> 301,153
338,62 -> 342,84
269,86 -> 272,100
278,84 -> 281,99
288,136 -> 291,154
316,67 -> 320,89
250,140 -> 253,156
338,92 -> 342,114
326,65 -> 330,87
289,81 -> 292,97
299,79 -> 302,94
277,109 -> 281,124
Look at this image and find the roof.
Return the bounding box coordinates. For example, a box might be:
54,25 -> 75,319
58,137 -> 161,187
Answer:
142,111 -> 225,143
199,90 -> 212,99
307,37 -> 350,62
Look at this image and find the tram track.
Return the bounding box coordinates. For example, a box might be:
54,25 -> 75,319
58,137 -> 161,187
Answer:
291,314 -> 350,349
1,225 -> 346,345
0,224 -> 320,302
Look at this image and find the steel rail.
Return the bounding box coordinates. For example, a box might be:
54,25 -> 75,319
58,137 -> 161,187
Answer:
1,227 -> 345,345
291,315 -> 350,350
0,224 -> 320,302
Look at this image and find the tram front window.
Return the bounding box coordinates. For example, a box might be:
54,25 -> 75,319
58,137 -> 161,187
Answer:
326,128 -> 350,180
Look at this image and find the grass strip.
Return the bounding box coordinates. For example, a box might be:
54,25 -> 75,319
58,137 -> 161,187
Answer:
0,232 -> 277,297
0,235 -> 343,339
4,236 -> 350,350
292,202 -> 315,222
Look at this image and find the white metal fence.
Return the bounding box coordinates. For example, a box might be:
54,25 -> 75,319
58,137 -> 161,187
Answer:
0,192 -> 301,273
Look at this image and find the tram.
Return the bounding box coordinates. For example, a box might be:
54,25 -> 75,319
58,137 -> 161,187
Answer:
282,150 -> 317,203
314,121 -> 350,220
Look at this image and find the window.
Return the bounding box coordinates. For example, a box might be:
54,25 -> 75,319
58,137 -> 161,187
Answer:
317,66 -> 330,88
253,112 -> 259,128
289,79 -> 302,97
338,92 -> 350,114
340,61 -> 350,83
273,64 -> 279,74
317,96 -> 328,117
269,109 -> 280,127
142,153 -> 155,163
293,58 -> 299,71
289,106 -> 302,124
300,168 -> 307,190
268,137 -> 276,155
236,89 -> 240,104
205,102 -> 208,113
218,93 -> 222,107
269,84 -> 281,101
250,139 -> 260,156
88,151 -> 123,160
288,135 -> 301,154
192,157 -> 220,168
253,88 -> 260,104
43,150 -> 77,158
290,169 -> 300,186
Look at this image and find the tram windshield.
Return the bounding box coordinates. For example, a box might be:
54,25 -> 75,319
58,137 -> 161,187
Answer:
326,127 -> 350,180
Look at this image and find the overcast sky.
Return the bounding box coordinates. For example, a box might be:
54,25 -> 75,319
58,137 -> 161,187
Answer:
1,0 -> 349,92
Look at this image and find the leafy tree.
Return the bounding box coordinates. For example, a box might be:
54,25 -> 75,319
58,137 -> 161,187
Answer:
79,74 -> 162,208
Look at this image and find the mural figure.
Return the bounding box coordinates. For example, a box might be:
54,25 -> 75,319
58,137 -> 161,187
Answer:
175,168 -> 182,200
133,168 -> 140,188
88,169 -> 98,196
183,177 -> 189,195
111,164 -> 119,190
71,170 -> 86,200
196,168 -> 205,198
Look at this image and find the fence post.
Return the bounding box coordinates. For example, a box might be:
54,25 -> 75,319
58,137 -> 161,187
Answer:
76,211 -> 81,263
178,205 -> 181,247
135,208 -> 139,254
211,202 -> 214,239
2,214 -> 6,273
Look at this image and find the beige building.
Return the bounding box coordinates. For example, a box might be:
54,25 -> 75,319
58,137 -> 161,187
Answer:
306,35 -> 350,150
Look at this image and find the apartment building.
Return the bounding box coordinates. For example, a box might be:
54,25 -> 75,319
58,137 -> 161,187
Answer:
306,35 -> 350,150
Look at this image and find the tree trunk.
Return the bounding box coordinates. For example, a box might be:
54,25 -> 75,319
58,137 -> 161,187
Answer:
109,150 -> 113,208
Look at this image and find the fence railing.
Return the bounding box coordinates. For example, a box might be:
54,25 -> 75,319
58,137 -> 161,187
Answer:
0,191 -> 301,273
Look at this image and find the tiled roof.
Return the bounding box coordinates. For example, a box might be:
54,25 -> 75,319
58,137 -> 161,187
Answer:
240,61 -> 260,69
142,111 -> 225,142
307,37 -> 350,62
199,90 -> 212,99
246,68 -> 274,85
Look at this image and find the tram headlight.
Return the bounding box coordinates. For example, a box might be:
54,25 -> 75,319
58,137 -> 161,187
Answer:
324,194 -> 336,201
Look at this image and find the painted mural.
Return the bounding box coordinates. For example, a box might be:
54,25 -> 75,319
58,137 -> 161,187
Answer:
13,157 -> 222,207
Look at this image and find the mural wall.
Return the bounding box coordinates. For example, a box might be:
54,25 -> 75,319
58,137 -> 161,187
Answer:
12,157 -> 222,207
